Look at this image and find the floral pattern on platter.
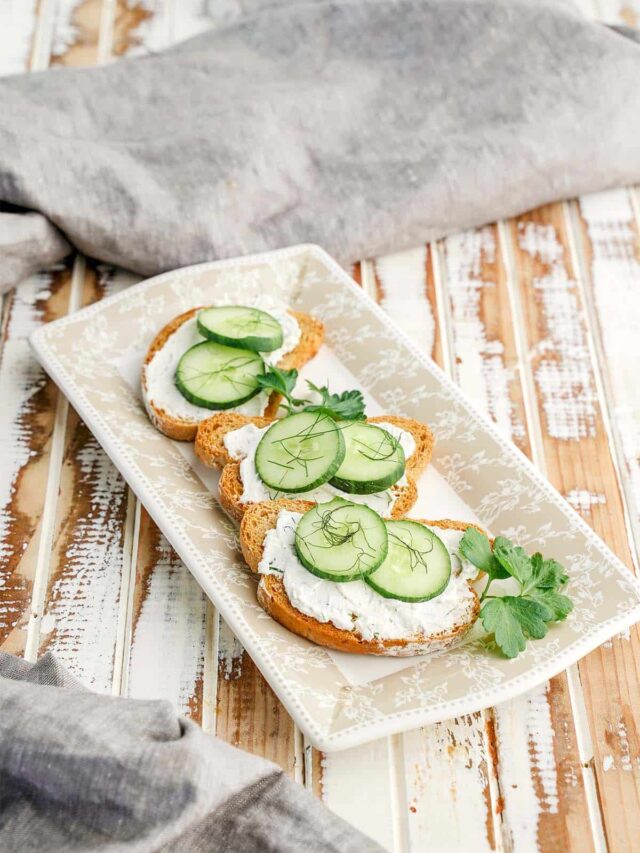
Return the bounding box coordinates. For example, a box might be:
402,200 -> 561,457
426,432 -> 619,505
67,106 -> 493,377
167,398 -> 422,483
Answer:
30,244 -> 640,752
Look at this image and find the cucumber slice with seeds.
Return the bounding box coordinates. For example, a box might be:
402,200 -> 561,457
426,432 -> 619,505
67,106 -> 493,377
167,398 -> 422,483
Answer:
255,412 -> 345,493
175,341 -> 265,410
365,520 -> 451,602
330,422 -> 406,494
197,305 -> 283,352
294,498 -> 388,582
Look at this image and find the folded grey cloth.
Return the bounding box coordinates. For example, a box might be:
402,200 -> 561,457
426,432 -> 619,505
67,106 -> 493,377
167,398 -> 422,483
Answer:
0,0 -> 639,292
0,652 -> 380,853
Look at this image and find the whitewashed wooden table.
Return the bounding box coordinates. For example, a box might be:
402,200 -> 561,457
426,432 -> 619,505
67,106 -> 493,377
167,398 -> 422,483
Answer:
2,1 -> 640,850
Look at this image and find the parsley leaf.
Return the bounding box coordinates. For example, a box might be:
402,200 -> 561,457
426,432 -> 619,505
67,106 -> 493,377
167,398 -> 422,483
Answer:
461,526 -> 574,659
493,537 -> 533,587
459,527 -> 509,580
255,371 -> 367,420
302,381 -> 366,421
481,597 -> 550,659
256,367 -> 306,412
529,553 -> 569,590
525,589 -> 573,622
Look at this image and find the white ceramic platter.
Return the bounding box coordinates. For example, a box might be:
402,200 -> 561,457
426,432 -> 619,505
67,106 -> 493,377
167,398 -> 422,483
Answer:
30,244 -> 640,751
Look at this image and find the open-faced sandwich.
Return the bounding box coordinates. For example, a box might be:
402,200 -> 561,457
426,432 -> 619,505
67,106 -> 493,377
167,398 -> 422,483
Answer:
240,497 -> 482,656
142,303 -> 324,440
240,497 -> 574,658
195,410 -> 435,521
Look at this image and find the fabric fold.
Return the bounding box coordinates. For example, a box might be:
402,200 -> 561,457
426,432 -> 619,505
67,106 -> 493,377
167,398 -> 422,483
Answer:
0,652 -> 381,853
0,0 -> 638,292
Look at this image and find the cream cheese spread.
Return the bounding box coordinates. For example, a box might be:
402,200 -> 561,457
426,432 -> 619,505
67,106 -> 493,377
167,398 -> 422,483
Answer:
257,510 -> 478,641
224,421 -> 416,514
143,303 -> 300,423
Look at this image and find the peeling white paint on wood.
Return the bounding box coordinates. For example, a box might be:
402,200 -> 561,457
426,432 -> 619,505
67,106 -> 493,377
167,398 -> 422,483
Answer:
443,227 -> 522,441
0,274 -> 55,578
375,247 -> 435,356
50,0 -> 85,56
0,0 -> 38,75
127,530 -> 207,713
437,223 -> 573,851
579,190 -> 640,531
401,718 -> 495,853
517,221 -> 598,441
41,433 -> 129,692
320,738 -> 397,852
117,0 -> 230,57
218,616 -> 244,680
495,685 -> 559,853
565,489 -> 606,515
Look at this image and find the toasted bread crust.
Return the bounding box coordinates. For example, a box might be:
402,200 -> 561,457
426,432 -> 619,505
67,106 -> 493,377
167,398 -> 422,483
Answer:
240,500 -> 483,656
195,413 -> 432,520
195,413 -> 273,468
142,309 -> 324,441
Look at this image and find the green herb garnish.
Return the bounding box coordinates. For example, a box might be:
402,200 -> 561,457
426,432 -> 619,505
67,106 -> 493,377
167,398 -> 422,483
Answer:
459,527 -> 573,659
303,381 -> 366,421
256,369 -> 366,421
256,366 -> 306,413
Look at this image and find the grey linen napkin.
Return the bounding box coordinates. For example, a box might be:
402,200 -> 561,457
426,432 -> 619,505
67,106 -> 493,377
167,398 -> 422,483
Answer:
1,0 -> 639,292
0,652 -> 381,853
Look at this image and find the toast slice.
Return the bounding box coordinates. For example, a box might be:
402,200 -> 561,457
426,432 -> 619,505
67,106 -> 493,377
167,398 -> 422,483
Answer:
195,412 -> 434,521
240,500 -> 482,657
142,308 -> 324,441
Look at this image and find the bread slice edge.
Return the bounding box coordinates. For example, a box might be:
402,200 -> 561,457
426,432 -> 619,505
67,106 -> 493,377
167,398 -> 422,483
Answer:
142,308 -> 324,441
240,501 -> 482,656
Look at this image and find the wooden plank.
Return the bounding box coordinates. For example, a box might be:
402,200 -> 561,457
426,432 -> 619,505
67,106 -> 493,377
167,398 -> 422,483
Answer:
0,267 -> 72,655
33,261 -> 135,691
50,0 -> 105,66
0,0 -> 39,75
438,225 -> 596,853
215,618 -> 299,776
506,203 -> 640,852
574,189 -> 640,553
124,507 -> 208,716
438,227 -> 531,456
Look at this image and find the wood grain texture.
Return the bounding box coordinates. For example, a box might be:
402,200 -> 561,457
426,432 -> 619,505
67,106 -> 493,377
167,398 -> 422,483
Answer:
575,189 -> 640,553
438,224 -> 596,853
126,507 -> 208,717
0,267 -> 72,655
507,203 -> 640,852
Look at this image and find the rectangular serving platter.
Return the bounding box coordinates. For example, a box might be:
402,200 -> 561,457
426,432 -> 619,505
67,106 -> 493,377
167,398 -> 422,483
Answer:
30,244 -> 640,751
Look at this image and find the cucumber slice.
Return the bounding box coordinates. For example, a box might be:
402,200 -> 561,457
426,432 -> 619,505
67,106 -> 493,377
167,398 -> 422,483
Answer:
294,498 -> 388,582
365,521 -> 451,602
330,422 -> 406,494
255,412 -> 345,493
175,341 -> 265,410
197,305 -> 283,352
